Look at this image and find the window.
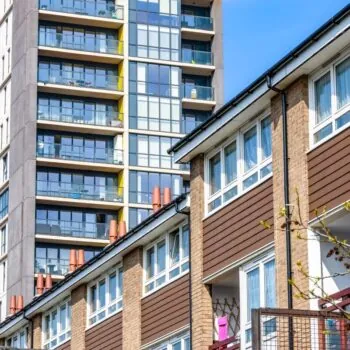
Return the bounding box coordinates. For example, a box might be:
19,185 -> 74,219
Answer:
206,115 -> 272,213
311,54 -> 350,144
2,154 -> 8,181
88,266 -> 123,326
42,299 -> 71,349
0,261 -> 6,293
129,208 -> 153,229
147,330 -> 190,350
0,189 -> 8,219
0,225 -> 7,256
6,327 -> 28,349
240,254 -> 276,348
144,223 -> 189,294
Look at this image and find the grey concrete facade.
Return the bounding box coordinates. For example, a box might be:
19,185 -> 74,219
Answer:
7,0 -> 38,305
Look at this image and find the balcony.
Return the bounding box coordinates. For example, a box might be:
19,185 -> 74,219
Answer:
181,14 -> 214,40
37,67 -> 124,100
182,84 -> 215,110
37,104 -> 123,134
130,152 -> 189,173
35,257 -> 69,276
181,48 -> 214,75
36,143 -> 124,172
36,219 -> 110,241
36,181 -> 123,209
39,32 -> 124,64
38,0 -> 124,29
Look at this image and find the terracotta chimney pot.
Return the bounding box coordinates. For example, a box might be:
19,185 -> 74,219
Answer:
45,274 -> 53,291
118,221 -> 126,239
163,187 -> 172,205
36,273 -> 44,295
152,186 -> 161,212
109,219 -> 118,243
69,249 -> 77,272
16,295 -> 23,311
9,296 -> 16,315
77,249 -> 85,268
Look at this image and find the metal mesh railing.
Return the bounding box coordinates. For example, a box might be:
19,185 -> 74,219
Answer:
251,308 -> 350,349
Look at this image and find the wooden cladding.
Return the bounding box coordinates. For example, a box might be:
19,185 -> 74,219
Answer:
308,128 -> 350,217
203,178 -> 274,278
85,312 -> 122,350
141,274 -> 190,345
57,341 -> 71,350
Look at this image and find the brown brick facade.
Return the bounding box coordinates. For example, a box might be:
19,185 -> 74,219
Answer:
271,75 -> 310,310
71,284 -> 87,350
190,154 -> 213,350
122,247 -> 143,350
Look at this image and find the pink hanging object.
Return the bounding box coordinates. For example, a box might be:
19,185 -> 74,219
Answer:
218,315 -> 228,341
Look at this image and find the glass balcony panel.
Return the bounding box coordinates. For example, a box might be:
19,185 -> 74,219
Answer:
36,181 -> 123,202
181,49 -> 213,65
35,257 -> 69,276
38,66 -> 123,91
39,32 -> 123,55
182,84 -> 214,101
37,143 -> 124,165
181,14 -> 213,31
39,0 -> 124,20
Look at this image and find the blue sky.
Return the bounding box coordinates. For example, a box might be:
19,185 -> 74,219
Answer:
223,0 -> 350,102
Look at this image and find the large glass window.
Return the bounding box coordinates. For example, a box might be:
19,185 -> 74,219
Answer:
144,224 -> 189,294
147,330 -> 190,350
42,299 -> 71,349
312,54 -> 350,144
206,116 -> 272,213
88,266 -> 123,326
0,189 -> 8,219
241,255 -> 276,348
129,171 -> 183,204
6,327 -> 28,349
129,208 -> 153,229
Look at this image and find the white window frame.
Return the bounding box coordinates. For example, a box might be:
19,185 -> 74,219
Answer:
147,330 -> 190,350
309,50 -> 350,148
204,112 -> 272,216
87,264 -> 123,328
0,223 -> 7,258
143,222 -> 189,296
240,252 -> 276,349
6,326 -> 28,349
42,299 -> 71,350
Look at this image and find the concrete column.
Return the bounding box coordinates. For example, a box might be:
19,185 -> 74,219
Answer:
7,0 -> 38,304
122,247 -> 143,350
71,284 -> 87,349
271,75 -> 310,309
190,155 -> 213,350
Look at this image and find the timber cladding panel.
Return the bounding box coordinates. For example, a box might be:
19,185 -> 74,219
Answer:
57,341 -> 71,350
308,127 -> 350,217
85,312 -> 122,350
141,274 -> 190,345
203,178 -> 274,278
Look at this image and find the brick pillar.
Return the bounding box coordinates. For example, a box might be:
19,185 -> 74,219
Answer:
122,247 -> 143,350
271,75 -> 310,310
32,313 -> 42,349
71,284 -> 87,349
190,155 -> 213,350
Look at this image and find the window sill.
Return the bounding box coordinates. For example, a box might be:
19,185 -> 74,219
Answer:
308,123 -> 350,154
142,270 -> 189,299
203,173 -> 273,220
85,307 -> 122,331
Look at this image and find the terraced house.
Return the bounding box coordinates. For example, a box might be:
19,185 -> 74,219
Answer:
0,3 -> 350,350
0,0 -> 223,318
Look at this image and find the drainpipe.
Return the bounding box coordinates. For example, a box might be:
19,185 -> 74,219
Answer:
266,75 -> 294,349
175,200 -> 192,348
23,314 -> 33,349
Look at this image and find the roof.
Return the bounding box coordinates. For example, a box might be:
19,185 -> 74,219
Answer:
168,3 -> 350,159
0,193 -> 190,336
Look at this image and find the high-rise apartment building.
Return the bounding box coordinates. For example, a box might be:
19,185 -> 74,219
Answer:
0,0 -> 223,316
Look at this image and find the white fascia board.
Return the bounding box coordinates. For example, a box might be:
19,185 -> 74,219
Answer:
173,18 -> 350,163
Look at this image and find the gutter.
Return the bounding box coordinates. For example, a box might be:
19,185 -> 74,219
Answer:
168,3 -> 350,155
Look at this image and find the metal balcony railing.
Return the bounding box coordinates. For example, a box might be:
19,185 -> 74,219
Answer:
38,67 -> 123,91
37,104 -> 123,128
36,181 -> 123,202
39,0 -> 124,20
36,219 -> 110,240
39,32 -> 123,55
37,142 -> 124,165
182,84 -> 214,101
181,14 -> 213,31
181,48 -> 214,65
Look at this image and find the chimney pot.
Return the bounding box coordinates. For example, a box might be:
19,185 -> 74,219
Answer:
36,273 -> 44,295
69,249 -> 77,272
152,186 -> 161,213
109,219 -> 118,243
